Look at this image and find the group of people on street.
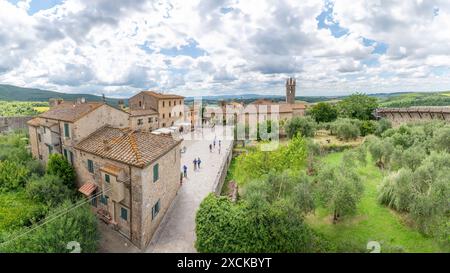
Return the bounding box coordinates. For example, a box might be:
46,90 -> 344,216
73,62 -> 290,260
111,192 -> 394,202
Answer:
193,157 -> 202,171
182,157 -> 202,180
181,136 -> 224,182
209,137 -> 222,154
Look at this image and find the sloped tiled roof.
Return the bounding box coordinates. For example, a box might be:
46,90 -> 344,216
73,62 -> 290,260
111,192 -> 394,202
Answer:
79,182 -> 97,196
75,126 -> 181,168
39,102 -> 104,122
142,91 -> 185,99
100,163 -> 124,175
27,118 -> 42,127
26,117 -> 59,128
250,99 -> 275,105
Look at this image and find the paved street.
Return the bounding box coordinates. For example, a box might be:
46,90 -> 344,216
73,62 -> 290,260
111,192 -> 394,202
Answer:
146,125 -> 234,252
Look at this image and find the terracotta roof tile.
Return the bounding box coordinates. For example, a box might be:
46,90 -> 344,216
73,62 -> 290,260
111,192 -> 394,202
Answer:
100,163 -> 123,175
142,91 -> 185,99
79,182 -> 97,196
39,102 -> 104,122
75,126 -> 181,168
27,118 -> 41,127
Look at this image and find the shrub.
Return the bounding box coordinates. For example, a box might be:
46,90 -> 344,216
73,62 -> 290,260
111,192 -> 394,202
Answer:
0,201 -> 99,253
0,191 -> 47,231
25,160 -> 45,177
432,126 -> 450,153
378,152 -> 450,239
359,120 -> 376,136
233,135 -> 307,185
375,118 -> 392,136
195,194 -> 326,253
330,119 -> 360,140
47,154 -> 76,189
0,160 -> 30,192
257,120 -> 279,141
285,116 -> 316,138
26,175 -> 74,207
309,102 -> 338,123
337,93 -> 378,120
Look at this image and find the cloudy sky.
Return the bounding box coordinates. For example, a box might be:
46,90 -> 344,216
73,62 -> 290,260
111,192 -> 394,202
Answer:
1,0 -> 450,98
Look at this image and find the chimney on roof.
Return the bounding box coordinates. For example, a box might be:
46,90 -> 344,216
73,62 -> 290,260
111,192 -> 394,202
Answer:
49,98 -> 63,108
118,100 -> 125,110
76,97 -> 86,104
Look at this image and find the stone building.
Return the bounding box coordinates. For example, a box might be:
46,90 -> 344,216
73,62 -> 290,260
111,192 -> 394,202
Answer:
27,98 -> 183,249
128,91 -> 185,128
128,109 -> 159,132
27,100 -> 129,165
75,126 -> 182,248
217,78 -> 306,125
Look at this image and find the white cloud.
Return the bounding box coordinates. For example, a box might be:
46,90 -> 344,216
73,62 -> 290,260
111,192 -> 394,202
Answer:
0,0 -> 449,97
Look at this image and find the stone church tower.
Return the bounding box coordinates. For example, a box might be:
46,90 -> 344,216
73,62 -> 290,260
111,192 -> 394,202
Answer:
286,77 -> 296,104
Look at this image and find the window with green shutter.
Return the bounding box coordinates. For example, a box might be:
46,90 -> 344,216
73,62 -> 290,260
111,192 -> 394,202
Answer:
153,163 -> 159,182
63,149 -> 68,159
100,195 -> 108,205
64,123 -> 70,138
105,174 -> 110,183
88,159 -> 94,173
120,207 -> 128,221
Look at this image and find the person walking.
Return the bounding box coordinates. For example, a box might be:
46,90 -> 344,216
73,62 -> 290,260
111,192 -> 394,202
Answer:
209,143 -> 213,153
193,158 -> 198,171
197,157 -> 202,169
213,139 -> 216,149
183,165 -> 187,178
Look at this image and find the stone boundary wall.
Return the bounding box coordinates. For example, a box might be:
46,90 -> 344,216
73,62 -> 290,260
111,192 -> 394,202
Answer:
212,139 -> 234,195
375,107 -> 450,125
0,116 -> 33,133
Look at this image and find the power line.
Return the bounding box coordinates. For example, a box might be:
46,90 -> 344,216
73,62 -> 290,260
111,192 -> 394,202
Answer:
0,186 -> 112,247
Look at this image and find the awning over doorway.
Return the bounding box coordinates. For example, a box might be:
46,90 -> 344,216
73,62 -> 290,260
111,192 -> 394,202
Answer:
78,182 -> 97,196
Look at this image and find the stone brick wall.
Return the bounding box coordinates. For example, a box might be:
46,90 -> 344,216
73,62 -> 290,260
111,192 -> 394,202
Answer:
376,107 -> 450,126
157,99 -> 185,128
140,143 -> 182,248
129,115 -> 158,132
74,149 -> 134,240
0,116 -> 33,133
212,140 -> 234,195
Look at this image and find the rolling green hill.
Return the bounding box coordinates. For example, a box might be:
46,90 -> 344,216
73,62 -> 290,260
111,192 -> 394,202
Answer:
378,92 -> 450,107
0,84 -> 122,105
1,83 -> 449,108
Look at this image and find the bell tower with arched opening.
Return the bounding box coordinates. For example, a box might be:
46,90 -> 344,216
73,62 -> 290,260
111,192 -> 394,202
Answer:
286,77 -> 296,104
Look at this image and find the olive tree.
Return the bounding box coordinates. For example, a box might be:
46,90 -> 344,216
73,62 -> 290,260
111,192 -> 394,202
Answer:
285,116 -> 316,138
315,163 -> 364,223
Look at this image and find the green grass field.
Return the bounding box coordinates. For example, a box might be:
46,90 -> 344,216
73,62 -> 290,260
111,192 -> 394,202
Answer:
306,152 -> 448,253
